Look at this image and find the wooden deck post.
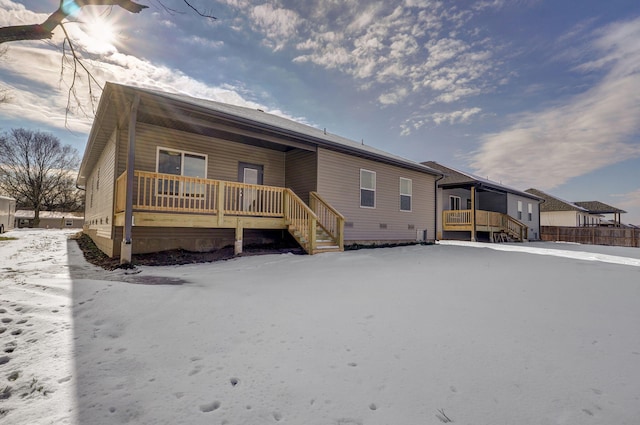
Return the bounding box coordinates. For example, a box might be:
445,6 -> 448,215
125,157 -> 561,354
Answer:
217,181 -> 225,227
470,186 -> 476,242
234,219 -> 243,255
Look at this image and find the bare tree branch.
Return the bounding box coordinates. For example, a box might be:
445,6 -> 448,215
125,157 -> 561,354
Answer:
182,1 -> 217,20
0,1 -> 148,45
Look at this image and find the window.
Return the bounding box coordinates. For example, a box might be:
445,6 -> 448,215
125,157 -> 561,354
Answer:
400,178 -> 412,211
449,195 -> 461,210
517,200 -> 523,220
157,148 -> 207,196
360,169 -> 376,208
528,203 -> 533,221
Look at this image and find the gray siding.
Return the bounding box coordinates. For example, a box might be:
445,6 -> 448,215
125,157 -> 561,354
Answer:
507,194 -> 541,240
285,149 -> 318,203
317,148 -> 436,243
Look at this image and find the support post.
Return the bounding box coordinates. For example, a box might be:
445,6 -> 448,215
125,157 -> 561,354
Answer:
217,181 -> 225,226
234,219 -> 243,255
121,94 -> 140,265
470,186 -> 476,242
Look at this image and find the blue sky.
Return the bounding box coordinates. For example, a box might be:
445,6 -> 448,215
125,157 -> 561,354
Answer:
1,0 -> 639,224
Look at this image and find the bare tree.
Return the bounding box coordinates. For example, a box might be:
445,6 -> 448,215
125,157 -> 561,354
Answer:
0,1 -> 215,116
0,128 -> 80,226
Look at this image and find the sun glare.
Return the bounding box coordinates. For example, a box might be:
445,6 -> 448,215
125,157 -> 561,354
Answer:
82,14 -> 121,54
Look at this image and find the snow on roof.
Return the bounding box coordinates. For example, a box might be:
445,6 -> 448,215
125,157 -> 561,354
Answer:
14,210 -> 84,219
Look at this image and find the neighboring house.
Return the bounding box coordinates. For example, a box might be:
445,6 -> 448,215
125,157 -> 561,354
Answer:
525,189 -> 599,227
14,210 -> 84,229
77,82 -> 442,263
423,162 -> 543,242
1,195 -> 16,233
573,201 -> 627,227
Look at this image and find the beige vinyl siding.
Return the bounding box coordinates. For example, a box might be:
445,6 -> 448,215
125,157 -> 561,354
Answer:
129,123 -> 285,186
316,148 -> 436,242
85,130 -> 116,239
285,149 -> 317,203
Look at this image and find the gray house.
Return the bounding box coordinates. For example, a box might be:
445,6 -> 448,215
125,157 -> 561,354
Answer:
77,83 -> 442,263
423,162 -> 543,242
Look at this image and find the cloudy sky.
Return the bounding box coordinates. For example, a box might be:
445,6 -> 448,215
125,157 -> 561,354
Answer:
1,0 -> 639,224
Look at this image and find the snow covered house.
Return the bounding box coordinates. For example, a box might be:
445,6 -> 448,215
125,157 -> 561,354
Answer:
423,162 -> 543,242
14,210 -> 84,229
77,82 -> 442,263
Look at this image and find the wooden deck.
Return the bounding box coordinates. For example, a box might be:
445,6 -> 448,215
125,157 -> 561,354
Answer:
115,171 -> 345,254
443,209 -> 527,242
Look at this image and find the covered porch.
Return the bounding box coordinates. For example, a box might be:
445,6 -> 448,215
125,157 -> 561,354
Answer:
115,170 -> 345,258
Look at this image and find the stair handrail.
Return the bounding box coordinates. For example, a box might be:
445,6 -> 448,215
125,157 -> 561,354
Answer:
310,191 -> 345,251
284,189 -> 319,254
503,214 -> 527,241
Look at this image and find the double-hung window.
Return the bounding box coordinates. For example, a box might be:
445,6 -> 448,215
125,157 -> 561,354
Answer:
528,203 -> 533,221
157,148 -> 207,196
360,169 -> 376,208
400,178 -> 412,211
517,200 -> 523,220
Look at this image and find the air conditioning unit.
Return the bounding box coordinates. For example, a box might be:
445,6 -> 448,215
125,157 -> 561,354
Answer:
416,229 -> 427,242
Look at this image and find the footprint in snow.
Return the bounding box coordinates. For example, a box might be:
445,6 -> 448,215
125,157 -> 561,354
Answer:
199,401 -> 221,413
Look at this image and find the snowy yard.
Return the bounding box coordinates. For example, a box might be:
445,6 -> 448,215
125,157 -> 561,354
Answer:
1,229 -> 639,425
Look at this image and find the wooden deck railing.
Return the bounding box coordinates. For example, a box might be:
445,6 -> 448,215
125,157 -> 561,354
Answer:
284,189 -> 317,253
310,191 -> 345,250
114,171 -> 343,254
116,171 -> 285,216
443,209 -> 527,241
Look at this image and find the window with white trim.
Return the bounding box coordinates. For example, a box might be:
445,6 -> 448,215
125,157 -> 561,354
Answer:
517,200 -> 523,220
360,169 -> 376,208
400,178 -> 412,211
157,148 -> 207,196
528,203 -> 533,221
449,195 -> 461,210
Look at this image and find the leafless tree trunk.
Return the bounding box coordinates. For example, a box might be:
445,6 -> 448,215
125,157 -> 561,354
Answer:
0,128 -> 80,226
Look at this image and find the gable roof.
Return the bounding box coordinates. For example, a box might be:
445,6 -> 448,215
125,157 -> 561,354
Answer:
525,188 -> 588,212
423,161 -> 542,200
78,82 -> 441,186
573,201 -> 626,214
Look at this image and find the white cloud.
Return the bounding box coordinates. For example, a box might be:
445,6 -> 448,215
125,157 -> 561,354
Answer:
432,107 -> 482,125
470,17 -> 640,190
218,0 -> 501,110
249,4 -> 300,51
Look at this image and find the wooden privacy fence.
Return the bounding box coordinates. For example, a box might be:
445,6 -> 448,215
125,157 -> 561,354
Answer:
541,226 -> 640,248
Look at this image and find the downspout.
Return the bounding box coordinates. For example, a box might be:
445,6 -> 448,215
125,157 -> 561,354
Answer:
121,94 -> 140,264
434,174 -> 444,242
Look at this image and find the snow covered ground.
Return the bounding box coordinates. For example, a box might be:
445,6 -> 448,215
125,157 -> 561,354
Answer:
1,229 -> 639,425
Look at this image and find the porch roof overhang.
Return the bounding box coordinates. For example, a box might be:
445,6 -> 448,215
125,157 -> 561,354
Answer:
77,82 -> 442,187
